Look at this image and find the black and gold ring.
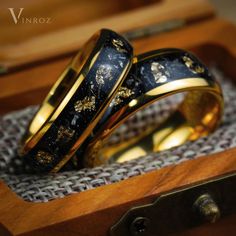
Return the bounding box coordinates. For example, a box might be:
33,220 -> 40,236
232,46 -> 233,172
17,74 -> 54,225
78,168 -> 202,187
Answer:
84,48 -> 224,167
19,29 -> 133,172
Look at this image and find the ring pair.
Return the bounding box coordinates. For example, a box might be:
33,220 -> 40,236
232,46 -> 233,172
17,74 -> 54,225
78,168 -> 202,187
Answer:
19,29 -> 223,172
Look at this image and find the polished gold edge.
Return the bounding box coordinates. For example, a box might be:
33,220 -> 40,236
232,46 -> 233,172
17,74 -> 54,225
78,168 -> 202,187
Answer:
136,48 -> 187,63
98,77 -> 223,139
84,76 -> 223,166
21,35 -> 102,155
22,66 -> 85,154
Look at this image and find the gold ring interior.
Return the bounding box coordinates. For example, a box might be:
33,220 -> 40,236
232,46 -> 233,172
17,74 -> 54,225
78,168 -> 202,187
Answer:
84,77 -> 223,166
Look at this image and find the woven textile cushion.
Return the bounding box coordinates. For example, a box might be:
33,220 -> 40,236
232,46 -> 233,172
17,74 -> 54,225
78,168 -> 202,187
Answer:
0,67 -> 236,202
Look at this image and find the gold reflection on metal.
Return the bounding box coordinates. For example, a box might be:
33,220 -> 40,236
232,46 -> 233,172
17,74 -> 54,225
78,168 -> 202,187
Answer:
129,99 -> 138,107
116,147 -> 147,163
153,125 -> 193,152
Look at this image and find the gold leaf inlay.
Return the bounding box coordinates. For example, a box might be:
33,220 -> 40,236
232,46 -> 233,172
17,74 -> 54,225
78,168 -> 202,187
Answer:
95,65 -> 113,85
74,96 -> 96,113
35,150 -> 53,165
56,126 -> 75,142
182,56 -> 205,74
151,62 -> 169,83
112,39 -> 127,53
110,87 -> 134,107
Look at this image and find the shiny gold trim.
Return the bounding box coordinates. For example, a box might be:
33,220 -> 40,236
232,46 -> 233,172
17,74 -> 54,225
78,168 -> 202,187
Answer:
85,76 -> 223,166
21,32 -> 100,154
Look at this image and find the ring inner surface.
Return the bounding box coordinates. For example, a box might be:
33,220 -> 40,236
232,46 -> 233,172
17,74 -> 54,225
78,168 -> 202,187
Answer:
21,32 -> 100,153
88,87 -> 223,165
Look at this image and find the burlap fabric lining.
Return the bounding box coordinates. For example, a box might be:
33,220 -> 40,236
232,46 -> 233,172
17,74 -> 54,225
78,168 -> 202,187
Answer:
0,67 -> 235,202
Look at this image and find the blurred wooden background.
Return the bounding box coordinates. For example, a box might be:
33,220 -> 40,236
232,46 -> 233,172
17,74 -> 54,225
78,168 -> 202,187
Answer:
0,0 -> 157,45
211,0 -> 236,23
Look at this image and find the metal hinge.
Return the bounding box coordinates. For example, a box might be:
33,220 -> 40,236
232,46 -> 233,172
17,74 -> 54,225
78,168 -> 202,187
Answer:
110,173 -> 236,236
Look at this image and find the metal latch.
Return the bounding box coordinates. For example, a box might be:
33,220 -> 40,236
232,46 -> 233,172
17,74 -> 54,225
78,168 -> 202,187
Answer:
110,173 -> 236,236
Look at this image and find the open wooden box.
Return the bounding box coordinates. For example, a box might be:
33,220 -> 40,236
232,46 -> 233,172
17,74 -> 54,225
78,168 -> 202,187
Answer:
1,0 -> 236,235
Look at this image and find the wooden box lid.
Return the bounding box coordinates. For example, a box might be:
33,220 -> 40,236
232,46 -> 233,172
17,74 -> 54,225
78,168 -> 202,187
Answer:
0,0 -> 215,114
0,0 -> 215,72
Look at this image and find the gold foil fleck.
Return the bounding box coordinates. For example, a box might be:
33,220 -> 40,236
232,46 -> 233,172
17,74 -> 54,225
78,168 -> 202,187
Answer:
74,96 -> 96,113
95,65 -> 113,85
110,87 -> 134,107
151,62 -> 169,83
56,126 -> 75,142
35,150 -> 53,165
182,56 -> 205,74
112,39 -> 127,53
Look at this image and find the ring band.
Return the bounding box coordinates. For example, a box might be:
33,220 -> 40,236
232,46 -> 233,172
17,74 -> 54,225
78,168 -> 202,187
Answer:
19,29 -> 133,172
83,49 -> 224,167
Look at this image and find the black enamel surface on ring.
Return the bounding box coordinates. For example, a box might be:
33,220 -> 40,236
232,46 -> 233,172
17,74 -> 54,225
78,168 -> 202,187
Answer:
96,48 -> 213,130
24,29 -> 133,172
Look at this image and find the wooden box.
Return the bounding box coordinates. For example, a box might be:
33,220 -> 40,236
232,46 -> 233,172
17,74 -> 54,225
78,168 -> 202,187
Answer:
0,0 -> 236,235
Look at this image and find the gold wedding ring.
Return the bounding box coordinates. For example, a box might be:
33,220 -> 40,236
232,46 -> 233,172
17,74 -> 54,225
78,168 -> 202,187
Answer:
19,29 -> 133,172
83,49 -> 223,167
